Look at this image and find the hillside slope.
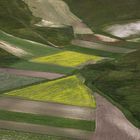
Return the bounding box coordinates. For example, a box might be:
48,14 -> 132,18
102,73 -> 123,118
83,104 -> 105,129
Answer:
0,0 -> 73,46
81,49 -> 140,128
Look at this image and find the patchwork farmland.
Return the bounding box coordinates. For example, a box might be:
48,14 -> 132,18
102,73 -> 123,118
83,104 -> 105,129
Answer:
0,0 -> 140,140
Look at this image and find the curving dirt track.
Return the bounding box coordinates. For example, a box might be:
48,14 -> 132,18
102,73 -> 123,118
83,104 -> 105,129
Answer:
91,94 -> 140,140
0,68 -> 65,80
0,97 -> 95,121
72,39 -> 135,53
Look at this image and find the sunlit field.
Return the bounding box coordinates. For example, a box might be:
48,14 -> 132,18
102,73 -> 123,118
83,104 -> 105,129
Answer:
5,75 -> 96,107
31,51 -> 102,67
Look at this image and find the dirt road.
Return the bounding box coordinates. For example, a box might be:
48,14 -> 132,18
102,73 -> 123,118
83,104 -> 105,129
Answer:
91,94 -> 140,140
0,97 -> 95,121
0,68 -> 65,80
72,39 -> 135,53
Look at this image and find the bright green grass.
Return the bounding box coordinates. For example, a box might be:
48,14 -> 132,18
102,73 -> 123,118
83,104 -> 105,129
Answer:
31,51 -> 102,67
5,75 -> 96,108
0,129 -> 75,140
0,72 -> 45,94
0,110 -> 95,131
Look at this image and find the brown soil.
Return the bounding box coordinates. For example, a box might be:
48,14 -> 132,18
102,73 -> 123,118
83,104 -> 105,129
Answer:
0,68 -> 65,80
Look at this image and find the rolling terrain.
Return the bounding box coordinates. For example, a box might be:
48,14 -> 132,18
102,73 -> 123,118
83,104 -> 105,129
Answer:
0,0 -> 140,140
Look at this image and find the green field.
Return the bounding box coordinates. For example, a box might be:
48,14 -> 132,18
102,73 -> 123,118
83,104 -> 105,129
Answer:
0,129 -> 75,140
81,49 -> 140,128
31,51 -> 102,67
0,72 -> 45,94
5,75 -> 96,108
0,48 -> 20,66
0,110 -> 95,131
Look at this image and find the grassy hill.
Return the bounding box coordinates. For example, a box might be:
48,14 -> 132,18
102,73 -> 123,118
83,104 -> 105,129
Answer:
81,49 -> 140,128
64,0 -> 140,33
0,0 -> 73,46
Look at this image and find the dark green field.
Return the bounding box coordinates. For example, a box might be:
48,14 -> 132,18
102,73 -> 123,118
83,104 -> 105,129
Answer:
0,48 -> 20,66
81,49 -> 140,128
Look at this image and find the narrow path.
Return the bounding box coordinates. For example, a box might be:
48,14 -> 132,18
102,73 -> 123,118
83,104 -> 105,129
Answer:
0,97 -> 95,121
0,120 -> 93,140
91,94 -> 140,140
72,39 -> 135,53
0,68 -> 65,80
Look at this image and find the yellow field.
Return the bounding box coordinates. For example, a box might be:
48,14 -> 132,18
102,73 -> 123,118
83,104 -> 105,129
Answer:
5,75 -> 96,108
31,51 -> 102,67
